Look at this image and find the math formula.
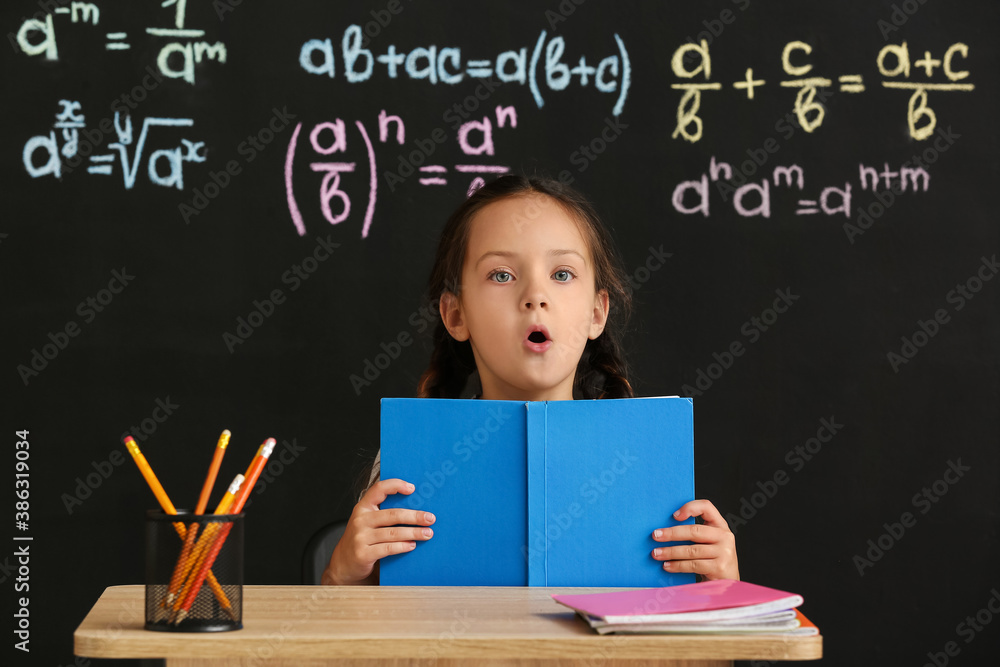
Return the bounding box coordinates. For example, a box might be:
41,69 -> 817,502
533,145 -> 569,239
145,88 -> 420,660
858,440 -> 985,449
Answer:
670,39 -> 974,142
671,155 -> 930,219
299,25 -> 632,117
22,100 -> 205,189
285,106 -> 521,238
14,0 -> 226,84
10,0 -> 980,244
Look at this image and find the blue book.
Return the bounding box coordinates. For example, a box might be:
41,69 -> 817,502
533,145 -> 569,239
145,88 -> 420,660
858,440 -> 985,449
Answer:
379,397 -> 695,587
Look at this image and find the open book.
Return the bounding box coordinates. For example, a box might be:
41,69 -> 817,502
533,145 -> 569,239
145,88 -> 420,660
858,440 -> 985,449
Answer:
379,397 -> 695,587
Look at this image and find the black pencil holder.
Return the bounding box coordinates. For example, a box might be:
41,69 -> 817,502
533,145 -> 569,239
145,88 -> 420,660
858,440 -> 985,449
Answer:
144,510 -> 244,632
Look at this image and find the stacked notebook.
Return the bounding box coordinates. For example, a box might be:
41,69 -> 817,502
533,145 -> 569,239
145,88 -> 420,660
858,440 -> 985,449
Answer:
552,580 -> 819,636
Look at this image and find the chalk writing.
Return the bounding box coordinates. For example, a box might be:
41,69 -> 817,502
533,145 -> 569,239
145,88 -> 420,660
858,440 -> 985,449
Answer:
14,0 -> 226,84
671,39 -> 974,142
298,26 -> 631,117
671,156 -> 930,219
22,100 -> 206,189
284,107 -> 520,238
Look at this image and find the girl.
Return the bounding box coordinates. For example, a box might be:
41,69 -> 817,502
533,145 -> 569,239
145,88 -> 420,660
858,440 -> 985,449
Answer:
323,175 -> 739,586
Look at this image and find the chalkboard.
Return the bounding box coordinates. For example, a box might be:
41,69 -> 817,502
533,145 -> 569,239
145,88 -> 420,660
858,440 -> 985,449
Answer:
3,1 -> 998,665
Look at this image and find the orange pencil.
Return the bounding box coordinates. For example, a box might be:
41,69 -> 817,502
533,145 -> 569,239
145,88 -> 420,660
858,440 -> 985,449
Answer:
162,429 -> 230,607
124,436 -> 177,515
165,473 -> 243,609
175,436 -> 274,589
170,475 -> 243,604
174,438 -> 276,623
195,429 -> 231,514
123,436 -> 232,613
231,437 -> 276,513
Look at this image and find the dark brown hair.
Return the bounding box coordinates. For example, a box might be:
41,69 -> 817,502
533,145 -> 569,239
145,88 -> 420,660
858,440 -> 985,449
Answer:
416,174 -> 635,400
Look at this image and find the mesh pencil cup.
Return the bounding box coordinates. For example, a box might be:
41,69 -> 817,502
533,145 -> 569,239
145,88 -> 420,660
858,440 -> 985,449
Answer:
144,509 -> 244,632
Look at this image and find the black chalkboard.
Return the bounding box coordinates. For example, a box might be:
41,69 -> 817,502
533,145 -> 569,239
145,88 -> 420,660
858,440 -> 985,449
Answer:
3,1 -> 998,665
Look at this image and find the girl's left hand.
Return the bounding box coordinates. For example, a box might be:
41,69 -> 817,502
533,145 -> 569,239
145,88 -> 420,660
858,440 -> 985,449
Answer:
651,499 -> 739,581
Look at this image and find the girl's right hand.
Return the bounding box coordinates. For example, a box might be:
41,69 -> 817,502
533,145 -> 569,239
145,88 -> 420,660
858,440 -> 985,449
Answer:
322,478 -> 436,585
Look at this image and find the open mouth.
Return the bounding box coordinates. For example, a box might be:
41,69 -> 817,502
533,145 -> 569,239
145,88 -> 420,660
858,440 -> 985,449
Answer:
524,325 -> 552,352
528,331 -> 548,344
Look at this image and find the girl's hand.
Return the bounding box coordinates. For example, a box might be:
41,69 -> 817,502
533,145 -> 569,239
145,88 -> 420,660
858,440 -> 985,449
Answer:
322,478 -> 435,585
651,499 -> 739,581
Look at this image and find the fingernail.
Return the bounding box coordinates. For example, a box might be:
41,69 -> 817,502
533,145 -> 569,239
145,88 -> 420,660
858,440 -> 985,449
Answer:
663,561 -> 673,569
422,528 -> 433,537
425,512 -> 436,524
653,548 -> 662,557
653,529 -> 662,538
408,542 -> 416,549
407,483 -> 415,491
673,510 -> 681,519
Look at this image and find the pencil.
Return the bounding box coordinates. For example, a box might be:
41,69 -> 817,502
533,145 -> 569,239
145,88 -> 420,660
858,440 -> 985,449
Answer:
160,430 -> 230,608
164,473 -> 243,610
231,437 -> 277,513
123,436 -> 232,615
174,438 -> 276,624
124,436 -> 177,514
170,475 -> 242,599
195,429 -> 231,514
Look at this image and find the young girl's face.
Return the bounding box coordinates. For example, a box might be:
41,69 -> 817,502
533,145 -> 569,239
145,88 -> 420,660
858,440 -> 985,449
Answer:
441,194 -> 609,401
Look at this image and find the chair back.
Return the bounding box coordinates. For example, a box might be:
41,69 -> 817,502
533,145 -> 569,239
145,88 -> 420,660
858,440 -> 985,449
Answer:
302,520 -> 348,584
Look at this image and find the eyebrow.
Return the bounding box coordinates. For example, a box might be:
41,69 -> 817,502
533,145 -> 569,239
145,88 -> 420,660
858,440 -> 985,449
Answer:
475,249 -> 588,267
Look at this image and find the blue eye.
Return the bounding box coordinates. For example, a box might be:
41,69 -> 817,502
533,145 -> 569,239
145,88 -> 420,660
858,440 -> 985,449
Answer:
553,270 -> 572,282
491,271 -> 512,283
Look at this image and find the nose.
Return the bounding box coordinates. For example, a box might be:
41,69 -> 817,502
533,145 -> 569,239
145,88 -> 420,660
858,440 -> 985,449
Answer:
523,297 -> 548,309
521,272 -> 549,310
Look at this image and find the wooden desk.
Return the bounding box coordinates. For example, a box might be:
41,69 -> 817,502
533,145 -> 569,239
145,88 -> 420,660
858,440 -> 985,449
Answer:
75,585 -> 822,666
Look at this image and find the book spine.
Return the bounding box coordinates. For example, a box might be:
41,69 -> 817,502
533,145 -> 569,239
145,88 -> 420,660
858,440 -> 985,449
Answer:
526,401 -> 547,586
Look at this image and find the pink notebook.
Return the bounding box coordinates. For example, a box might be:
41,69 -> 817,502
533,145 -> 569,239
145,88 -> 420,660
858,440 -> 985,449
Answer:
551,580 -> 804,624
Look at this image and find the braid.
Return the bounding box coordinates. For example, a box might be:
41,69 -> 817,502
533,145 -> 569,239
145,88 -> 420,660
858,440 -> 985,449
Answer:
416,321 -> 476,398
575,336 -> 635,399
573,202 -> 636,400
